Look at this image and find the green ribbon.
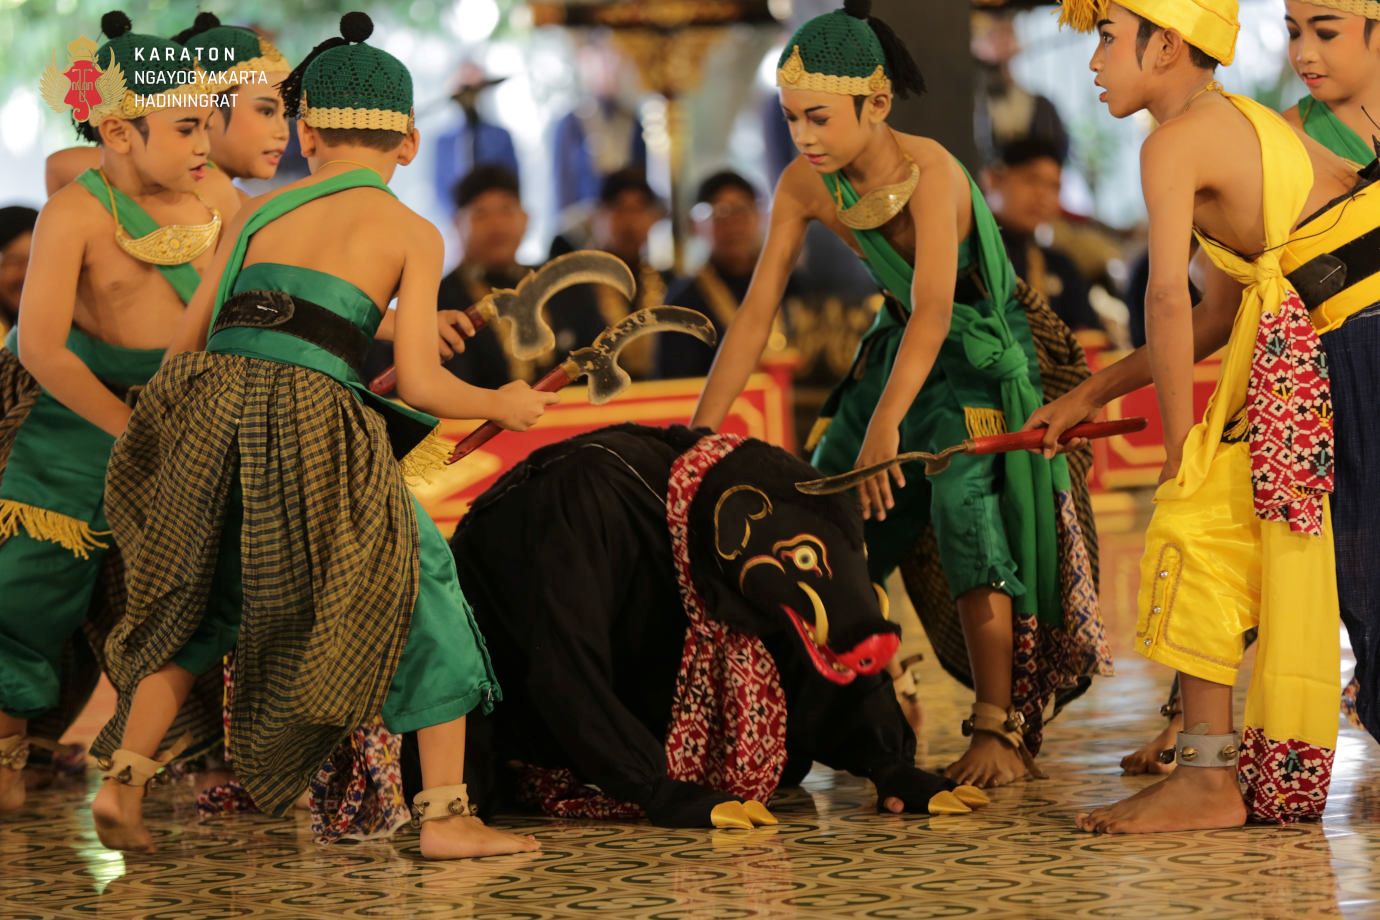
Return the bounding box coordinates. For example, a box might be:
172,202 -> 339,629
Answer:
73,170 -> 201,305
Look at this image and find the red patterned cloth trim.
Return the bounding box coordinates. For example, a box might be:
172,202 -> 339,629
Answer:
515,765 -> 643,820
526,433 -> 790,819
196,781 -> 257,819
1247,287 -> 1333,535
1010,489 -> 1113,754
1237,725 -> 1333,824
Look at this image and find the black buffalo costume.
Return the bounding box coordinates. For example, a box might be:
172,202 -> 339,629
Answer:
440,424 -> 974,828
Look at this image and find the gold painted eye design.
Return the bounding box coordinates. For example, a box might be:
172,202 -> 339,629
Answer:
791,545 -> 818,571
771,534 -> 831,579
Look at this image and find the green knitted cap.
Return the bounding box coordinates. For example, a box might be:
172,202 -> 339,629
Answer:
97,11 -> 197,97
298,13 -> 412,131
180,16 -> 292,78
776,8 -> 890,96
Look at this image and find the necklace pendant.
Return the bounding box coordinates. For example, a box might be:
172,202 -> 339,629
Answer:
834,158 -> 920,231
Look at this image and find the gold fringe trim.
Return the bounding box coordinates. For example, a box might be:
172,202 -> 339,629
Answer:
302,93 -> 414,133
1057,0 -> 1105,33
964,407 -> 1008,439
0,499 -> 111,559
804,416 -> 833,453
399,427 -> 450,486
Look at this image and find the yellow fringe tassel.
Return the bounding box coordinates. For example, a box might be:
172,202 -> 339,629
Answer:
1057,0 -> 1104,32
964,406 -> 1009,440
0,498 -> 111,559
803,417 -> 833,453
399,426 -> 450,485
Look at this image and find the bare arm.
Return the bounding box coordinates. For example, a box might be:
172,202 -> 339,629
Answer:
1137,130 -> 1201,467
17,194 -> 132,437
1020,246 -> 1242,452
393,220 -> 554,426
45,148 -> 100,198
853,150 -> 960,519
690,163 -> 810,430
162,203 -> 250,361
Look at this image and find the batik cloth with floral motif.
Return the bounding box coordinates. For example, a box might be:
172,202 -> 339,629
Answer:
1246,287 -> 1333,535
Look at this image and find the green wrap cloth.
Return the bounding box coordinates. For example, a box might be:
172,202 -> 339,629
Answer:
209,169 -> 439,461
1296,95 -> 1376,165
820,164 -> 1068,626
0,172 -> 192,549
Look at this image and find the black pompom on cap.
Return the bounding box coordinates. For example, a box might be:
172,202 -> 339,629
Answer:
340,11 -> 374,43
193,11 -> 221,31
842,0 -> 871,20
101,10 -> 133,39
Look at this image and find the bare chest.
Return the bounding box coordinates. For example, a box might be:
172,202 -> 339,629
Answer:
73,233 -> 196,348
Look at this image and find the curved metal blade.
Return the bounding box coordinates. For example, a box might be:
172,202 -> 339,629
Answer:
794,446 -> 964,495
569,305 -> 718,405
491,251 -> 637,360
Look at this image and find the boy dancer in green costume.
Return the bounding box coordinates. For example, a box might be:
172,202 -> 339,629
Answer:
692,0 -> 1109,789
0,12 -> 239,811
90,13 -> 551,858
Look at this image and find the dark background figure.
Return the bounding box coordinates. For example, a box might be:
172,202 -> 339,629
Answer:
546,169 -> 671,380
656,170 -> 796,379
1123,241 -> 1202,349
550,42 -> 647,223
0,206 -> 38,336
982,139 -> 1102,334
970,9 -> 1069,166
365,166 -> 534,388
432,63 -> 520,218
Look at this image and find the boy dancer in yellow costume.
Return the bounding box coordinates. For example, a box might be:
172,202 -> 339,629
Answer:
1034,0 -> 1380,830
1124,0 -> 1380,777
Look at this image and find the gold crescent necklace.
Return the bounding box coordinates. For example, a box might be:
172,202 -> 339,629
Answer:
834,156 -> 920,231
101,170 -> 221,267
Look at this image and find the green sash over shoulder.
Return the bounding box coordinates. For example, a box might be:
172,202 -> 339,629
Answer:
207,169 -> 440,462
1296,95 -> 1376,165
820,164 -> 1067,626
0,173 -> 196,556
74,169 -> 203,303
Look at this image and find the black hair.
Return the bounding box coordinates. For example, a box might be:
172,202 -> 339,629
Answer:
842,0 -> 926,98
598,167 -> 661,208
171,10 -> 219,44
75,116 -> 147,145
1135,14 -> 1219,70
454,164 -> 521,209
1367,19 -> 1378,42
695,170 -> 759,206
281,11 -> 373,119
314,127 -> 406,152
0,206 -> 39,250
996,137 -> 1066,169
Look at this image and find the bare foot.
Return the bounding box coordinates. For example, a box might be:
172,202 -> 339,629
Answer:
92,781 -> 154,852
418,815 -> 540,859
945,733 -> 1028,788
1075,766 -> 1246,834
0,767 -> 24,813
1120,712 -> 1183,775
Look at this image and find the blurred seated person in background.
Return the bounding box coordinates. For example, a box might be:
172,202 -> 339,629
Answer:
971,9 -> 1070,164
365,166 -> 533,389
982,139 -> 1104,337
656,171 -> 797,379
547,168 -> 670,379
0,207 -> 38,336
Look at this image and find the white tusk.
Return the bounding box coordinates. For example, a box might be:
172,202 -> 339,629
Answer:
796,581 -> 829,648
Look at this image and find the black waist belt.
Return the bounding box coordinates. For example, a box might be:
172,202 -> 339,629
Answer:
1285,224 -> 1380,312
211,289 -> 373,379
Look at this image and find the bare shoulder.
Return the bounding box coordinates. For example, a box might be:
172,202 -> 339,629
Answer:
1139,117 -> 1202,172
1281,104 -> 1305,131
41,181 -> 104,236
398,204 -> 444,254
893,133 -> 948,167
201,170 -> 244,217
775,157 -> 826,215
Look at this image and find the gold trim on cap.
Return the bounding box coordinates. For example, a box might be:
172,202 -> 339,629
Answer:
775,45 -> 891,96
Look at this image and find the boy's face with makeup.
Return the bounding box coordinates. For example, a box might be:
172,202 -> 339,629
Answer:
209,74 -> 291,179
779,86 -> 888,173
1089,3 -> 1155,119
1286,2 -> 1380,106
106,107 -> 213,192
